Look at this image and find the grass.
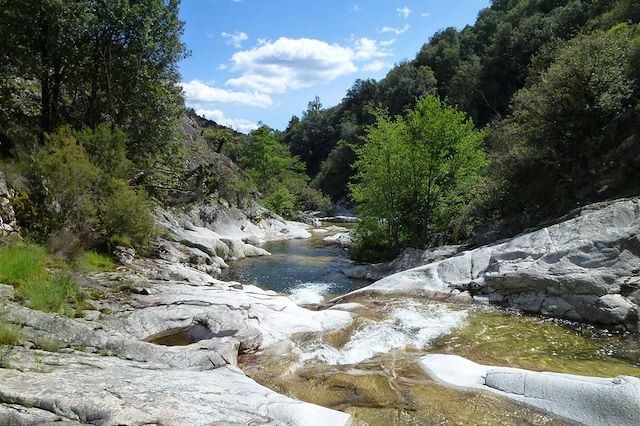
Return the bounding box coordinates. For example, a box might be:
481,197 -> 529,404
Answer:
0,244 -> 48,285
0,322 -> 20,346
75,250 -> 117,273
16,272 -> 87,316
0,243 -> 94,317
32,338 -> 61,352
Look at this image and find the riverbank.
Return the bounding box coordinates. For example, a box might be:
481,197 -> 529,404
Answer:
1,200 -> 639,424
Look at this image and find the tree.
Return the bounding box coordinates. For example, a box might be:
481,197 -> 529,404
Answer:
351,96 -> 486,254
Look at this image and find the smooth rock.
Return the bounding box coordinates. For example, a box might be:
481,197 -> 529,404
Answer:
337,198 -> 640,331
421,354 -> 640,426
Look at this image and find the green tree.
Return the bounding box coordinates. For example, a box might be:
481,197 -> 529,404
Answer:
351,96 -> 486,254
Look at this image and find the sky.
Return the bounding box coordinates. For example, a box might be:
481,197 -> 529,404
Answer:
178,0 -> 491,133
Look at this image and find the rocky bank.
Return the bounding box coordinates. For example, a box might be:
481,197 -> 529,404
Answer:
336,197 -> 640,332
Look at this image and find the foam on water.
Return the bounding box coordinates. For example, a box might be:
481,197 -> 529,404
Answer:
299,302 -> 467,365
288,282 -> 333,305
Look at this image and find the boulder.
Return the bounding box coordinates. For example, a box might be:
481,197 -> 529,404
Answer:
336,197 -> 640,331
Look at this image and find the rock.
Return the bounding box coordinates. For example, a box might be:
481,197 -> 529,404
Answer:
421,354 -> 640,426
295,210 -> 322,227
83,310 -> 101,321
323,232 -> 352,247
0,171 -> 17,235
113,246 -> 135,265
0,348 -> 352,425
345,245 -> 465,281
337,197 -> 640,331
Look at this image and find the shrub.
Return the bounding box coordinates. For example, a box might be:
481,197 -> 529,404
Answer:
100,179 -> 154,248
263,186 -> 297,219
48,228 -> 84,261
0,244 -> 47,285
31,126 -> 156,249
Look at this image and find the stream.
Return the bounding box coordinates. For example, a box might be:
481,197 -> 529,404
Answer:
223,224 -> 640,425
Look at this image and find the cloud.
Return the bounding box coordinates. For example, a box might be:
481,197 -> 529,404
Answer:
179,80 -> 273,107
227,37 -> 358,93
195,109 -> 258,134
421,12 -> 431,17
397,6 -> 411,18
362,60 -> 388,72
351,4 -> 361,12
380,24 -> 410,35
221,31 -> 248,48
353,37 -> 392,61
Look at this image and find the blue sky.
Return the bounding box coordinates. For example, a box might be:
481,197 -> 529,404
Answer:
178,0 -> 490,132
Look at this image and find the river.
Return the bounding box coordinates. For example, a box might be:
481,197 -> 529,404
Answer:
223,223 -> 640,425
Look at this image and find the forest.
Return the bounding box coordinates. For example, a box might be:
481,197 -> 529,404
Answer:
280,0 -> 640,258
1,0 -> 639,261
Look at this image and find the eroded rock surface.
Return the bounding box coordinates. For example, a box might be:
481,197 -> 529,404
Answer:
338,197 -> 640,331
0,348 -> 351,425
422,354 -> 640,425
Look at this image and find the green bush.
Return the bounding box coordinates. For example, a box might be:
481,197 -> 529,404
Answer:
100,179 -> 154,248
263,186 -> 297,219
0,244 -> 48,285
31,126 -> 155,249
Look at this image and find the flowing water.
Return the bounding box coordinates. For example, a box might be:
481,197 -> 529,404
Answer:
224,224 -> 640,425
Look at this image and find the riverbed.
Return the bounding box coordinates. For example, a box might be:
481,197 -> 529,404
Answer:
223,224 -> 640,425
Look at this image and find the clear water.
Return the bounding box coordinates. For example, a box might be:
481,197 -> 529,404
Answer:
225,226 -> 640,425
221,225 -> 369,304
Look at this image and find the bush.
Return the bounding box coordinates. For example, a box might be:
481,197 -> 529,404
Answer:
263,186 -> 297,219
31,126 -> 155,249
100,179 -> 154,248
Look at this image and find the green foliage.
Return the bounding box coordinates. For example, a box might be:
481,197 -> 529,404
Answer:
31,126 -> 155,249
351,96 -> 486,252
0,0 -> 186,163
482,27 -> 638,222
240,125 -> 330,216
263,186 -> 297,219
100,179 -> 154,248
0,322 -> 20,347
0,244 -> 48,285
76,251 -> 117,273
16,272 -> 84,316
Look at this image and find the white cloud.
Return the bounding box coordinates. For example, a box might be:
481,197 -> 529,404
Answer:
227,37 -> 358,94
362,60 -> 388,72
397,6 -> 411,18
221,31 -> 248,48
217,64 -> 228,70
351,4 -> 361,12
380,24 -> 410,35
179,80 -> 273,107
421,12 -> 431,17
353,37 -> 392,61
380,39 -> 396,46
196,108 -> 258,134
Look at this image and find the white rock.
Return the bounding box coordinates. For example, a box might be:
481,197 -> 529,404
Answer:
421,354 -> 640,426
